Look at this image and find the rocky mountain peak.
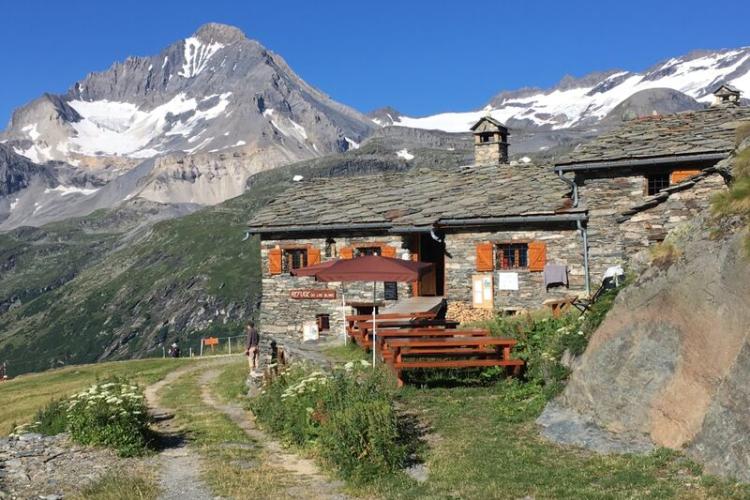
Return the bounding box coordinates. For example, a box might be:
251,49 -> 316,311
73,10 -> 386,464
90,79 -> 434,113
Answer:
193,22 -> 247,45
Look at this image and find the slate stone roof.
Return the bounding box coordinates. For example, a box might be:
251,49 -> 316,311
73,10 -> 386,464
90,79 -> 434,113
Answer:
248,164 -> 576,231
557,106 -> 750,168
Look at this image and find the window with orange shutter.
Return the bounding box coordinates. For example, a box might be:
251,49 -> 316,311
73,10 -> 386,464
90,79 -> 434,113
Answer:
381,245 -> 397,258
670,169 -> 702,184
339,247 -> 353,259
268,248 -> 282,275
495,243 -> 528,270
282,249 -> 308,273
307,246 -> 321,266
527,241 -> 547,272
475,242 -> 494,271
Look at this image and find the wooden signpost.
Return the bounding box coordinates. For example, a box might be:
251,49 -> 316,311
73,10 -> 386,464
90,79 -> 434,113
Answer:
201,336 -> 219,355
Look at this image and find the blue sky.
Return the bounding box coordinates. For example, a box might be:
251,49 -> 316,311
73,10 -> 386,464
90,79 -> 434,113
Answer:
1,0 -> 749,125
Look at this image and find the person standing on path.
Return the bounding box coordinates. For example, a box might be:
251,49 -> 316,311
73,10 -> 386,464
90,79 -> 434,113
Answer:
245,321 -> 260,371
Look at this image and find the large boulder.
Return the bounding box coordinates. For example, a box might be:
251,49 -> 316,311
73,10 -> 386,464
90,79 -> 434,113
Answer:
538,218 -> 750,482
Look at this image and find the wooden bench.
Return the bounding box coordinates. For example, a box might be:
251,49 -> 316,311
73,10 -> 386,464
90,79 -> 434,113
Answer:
543,297 -> 577,317
374,328 -> 489,355
385,337 -> 524,387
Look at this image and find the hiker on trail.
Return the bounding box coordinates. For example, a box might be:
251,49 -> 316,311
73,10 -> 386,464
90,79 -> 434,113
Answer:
169,342 -> 181,358
245,321 -> 260,371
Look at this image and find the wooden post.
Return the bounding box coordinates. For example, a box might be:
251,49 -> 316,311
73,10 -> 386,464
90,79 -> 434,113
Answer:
200,339 -> 204,357
162,346 -> 166,358
228,337 -> 232,355
189,347 -> 193,357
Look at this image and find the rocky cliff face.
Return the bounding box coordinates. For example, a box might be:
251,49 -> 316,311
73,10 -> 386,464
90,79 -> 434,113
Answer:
538,215 -> 750,481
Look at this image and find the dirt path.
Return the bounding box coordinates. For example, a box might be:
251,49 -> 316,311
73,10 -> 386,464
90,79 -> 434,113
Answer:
145,362 -> 220,500
198,367 -> 349,500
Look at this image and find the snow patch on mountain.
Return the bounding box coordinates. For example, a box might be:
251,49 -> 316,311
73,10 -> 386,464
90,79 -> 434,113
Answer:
344,137 -> 360,149
396,148 -> 414,160
386,48 -> 750,133
22,124 -> 40,141
66,92 -> 231,157
43,185 -> 100,197
178,37 -> 224,78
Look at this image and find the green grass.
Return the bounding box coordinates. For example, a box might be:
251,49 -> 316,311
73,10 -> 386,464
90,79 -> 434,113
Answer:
0,357 -> 190,435
73,469 -> 160,500
210,358 -> 250,403
349,381 -> 750,499
322,341 -> 371,364
159,361 -> 293,498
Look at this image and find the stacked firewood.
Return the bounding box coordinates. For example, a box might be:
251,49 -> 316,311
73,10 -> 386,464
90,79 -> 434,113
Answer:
446,301 -> 495,325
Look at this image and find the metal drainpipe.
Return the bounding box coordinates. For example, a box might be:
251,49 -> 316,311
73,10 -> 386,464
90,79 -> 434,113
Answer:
558,171 -> 591,297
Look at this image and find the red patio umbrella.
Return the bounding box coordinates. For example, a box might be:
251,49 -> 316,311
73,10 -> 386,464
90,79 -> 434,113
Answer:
291,259 -> 338,277
309,255 -> 433,365
313,255 -> 432,284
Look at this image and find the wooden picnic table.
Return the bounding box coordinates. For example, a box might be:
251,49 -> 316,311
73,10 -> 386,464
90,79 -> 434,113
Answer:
370,328 -> 489,354
385,337 -> 523,387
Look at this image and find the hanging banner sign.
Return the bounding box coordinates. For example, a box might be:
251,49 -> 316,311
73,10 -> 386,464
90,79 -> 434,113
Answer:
290,289 -> 337,300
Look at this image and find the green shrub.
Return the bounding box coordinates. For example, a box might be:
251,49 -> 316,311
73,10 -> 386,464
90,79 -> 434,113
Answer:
66,378 -> 152,457
251,361 -> 408,482
478,285 -> 625,389
30,399 -> 68,435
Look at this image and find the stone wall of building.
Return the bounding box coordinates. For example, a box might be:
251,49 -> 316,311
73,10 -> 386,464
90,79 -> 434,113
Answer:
578,171 -> 727,284
258,235 -> 412,340
444,228 -> 585,312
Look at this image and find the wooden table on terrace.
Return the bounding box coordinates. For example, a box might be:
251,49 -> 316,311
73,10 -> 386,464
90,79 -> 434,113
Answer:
370,328 -> 489,355
384,336 -> 524,387
353,319 -> 460,348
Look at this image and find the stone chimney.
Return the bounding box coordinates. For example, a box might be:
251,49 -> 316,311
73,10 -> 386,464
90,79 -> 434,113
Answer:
470,115 -> 509,165
712,84 -> 742,107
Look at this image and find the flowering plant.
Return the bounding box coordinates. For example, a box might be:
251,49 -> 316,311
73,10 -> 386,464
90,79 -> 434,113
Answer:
66,378 -> 151,456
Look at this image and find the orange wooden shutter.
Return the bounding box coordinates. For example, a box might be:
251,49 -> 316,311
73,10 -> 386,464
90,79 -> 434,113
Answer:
340,246 -> 353,259
382,245 -> 397,258
307,246 -> 321,266
670,169 -> 701,184
528,241 -> 547,272
268,248 -> 282,275
476,242 -> 494,272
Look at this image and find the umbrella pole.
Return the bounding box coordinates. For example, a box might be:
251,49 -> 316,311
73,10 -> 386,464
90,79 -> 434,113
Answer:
341,286 -> 347,346
372,281 -> 377,368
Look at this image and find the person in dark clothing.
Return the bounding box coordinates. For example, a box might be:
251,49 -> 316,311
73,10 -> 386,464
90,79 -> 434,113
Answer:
245,321 -> 260,370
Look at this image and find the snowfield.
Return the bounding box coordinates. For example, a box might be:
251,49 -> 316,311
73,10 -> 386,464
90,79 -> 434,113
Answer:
387,49 -> 750,133
66,92 -> 232,157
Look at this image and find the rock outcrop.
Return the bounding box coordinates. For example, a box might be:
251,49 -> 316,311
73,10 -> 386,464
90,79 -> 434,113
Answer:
538,217 -> 750,482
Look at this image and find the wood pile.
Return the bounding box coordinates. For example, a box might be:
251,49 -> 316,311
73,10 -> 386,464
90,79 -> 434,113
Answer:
446,301 -> 495,325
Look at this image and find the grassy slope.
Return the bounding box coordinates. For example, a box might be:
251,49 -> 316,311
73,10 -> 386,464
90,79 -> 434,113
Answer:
0,357 -> 191,435
308,339 -> 750,498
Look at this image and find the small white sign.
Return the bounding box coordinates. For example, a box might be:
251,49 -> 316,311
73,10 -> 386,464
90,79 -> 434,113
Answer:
497,272 -> 519,291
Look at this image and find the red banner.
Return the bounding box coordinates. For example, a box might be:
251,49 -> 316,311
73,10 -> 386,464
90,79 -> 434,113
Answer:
290,289 -> 337,300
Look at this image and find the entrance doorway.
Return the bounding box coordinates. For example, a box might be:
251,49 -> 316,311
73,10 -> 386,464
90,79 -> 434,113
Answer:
413,233 -> 445,296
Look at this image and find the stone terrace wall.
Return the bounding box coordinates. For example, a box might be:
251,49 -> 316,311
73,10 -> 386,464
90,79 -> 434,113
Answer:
444,228 -> 585,312
259,235 -> 411,340
579,171 -> 727,284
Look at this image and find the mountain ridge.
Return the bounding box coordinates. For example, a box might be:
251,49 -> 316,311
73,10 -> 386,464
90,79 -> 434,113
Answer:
377,46 -> 750,133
